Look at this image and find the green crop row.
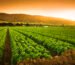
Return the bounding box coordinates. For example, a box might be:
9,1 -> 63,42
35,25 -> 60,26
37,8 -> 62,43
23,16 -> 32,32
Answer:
9,29 -> 52,64
0,28 -> 7,62
14,28 -> 75,55
14,26 -> 75,45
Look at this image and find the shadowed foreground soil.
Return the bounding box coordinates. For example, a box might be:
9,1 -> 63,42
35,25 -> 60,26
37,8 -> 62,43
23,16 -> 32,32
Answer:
17,50 -> 75,65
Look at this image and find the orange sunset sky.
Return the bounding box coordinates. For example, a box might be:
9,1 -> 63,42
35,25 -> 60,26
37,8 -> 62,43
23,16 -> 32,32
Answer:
0,0 -> 75,21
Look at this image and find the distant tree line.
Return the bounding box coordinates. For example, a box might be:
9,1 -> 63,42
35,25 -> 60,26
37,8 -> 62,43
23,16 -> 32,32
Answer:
0,22 -> 68,27
0,22 -> 47,26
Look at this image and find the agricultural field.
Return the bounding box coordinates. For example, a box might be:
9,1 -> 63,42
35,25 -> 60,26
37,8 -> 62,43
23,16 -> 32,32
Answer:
0,26 -> 75,65
0,28 -> 7,64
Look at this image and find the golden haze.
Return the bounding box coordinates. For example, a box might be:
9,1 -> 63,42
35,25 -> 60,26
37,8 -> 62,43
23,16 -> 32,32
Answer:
0,0 -> 75,21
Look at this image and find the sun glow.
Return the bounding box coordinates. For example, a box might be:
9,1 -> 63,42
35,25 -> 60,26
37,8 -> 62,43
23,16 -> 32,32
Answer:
24,10 -> 75,21
5,9 -> 75,21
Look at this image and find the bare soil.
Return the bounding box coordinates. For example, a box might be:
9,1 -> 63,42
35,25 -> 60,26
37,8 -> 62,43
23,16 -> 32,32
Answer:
17,50 -> 75,65
1,29 -> 11,65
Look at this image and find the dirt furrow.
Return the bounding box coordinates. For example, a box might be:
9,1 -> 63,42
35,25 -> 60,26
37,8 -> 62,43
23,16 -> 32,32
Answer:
2,29 -> 11,65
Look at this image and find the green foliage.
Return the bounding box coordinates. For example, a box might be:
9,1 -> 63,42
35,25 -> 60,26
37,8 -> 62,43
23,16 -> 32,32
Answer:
9,29 -> 51,64
9,26 -> 75,64
0,28 -> 7,60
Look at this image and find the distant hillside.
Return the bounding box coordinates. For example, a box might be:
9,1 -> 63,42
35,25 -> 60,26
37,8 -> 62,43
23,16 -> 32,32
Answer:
0,13 -> 75,25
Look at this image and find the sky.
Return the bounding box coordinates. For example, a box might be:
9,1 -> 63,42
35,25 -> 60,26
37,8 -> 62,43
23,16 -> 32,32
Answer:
0,0 -> 75,21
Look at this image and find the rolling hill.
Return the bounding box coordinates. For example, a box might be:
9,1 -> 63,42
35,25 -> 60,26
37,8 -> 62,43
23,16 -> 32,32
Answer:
0,13 -> 75,25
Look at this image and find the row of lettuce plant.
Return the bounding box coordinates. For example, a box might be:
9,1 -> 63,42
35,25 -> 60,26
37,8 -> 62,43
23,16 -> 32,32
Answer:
9,29 -> 52,64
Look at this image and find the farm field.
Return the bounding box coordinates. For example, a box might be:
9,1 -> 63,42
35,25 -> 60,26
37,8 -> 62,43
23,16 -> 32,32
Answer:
0,26 -> 75,65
